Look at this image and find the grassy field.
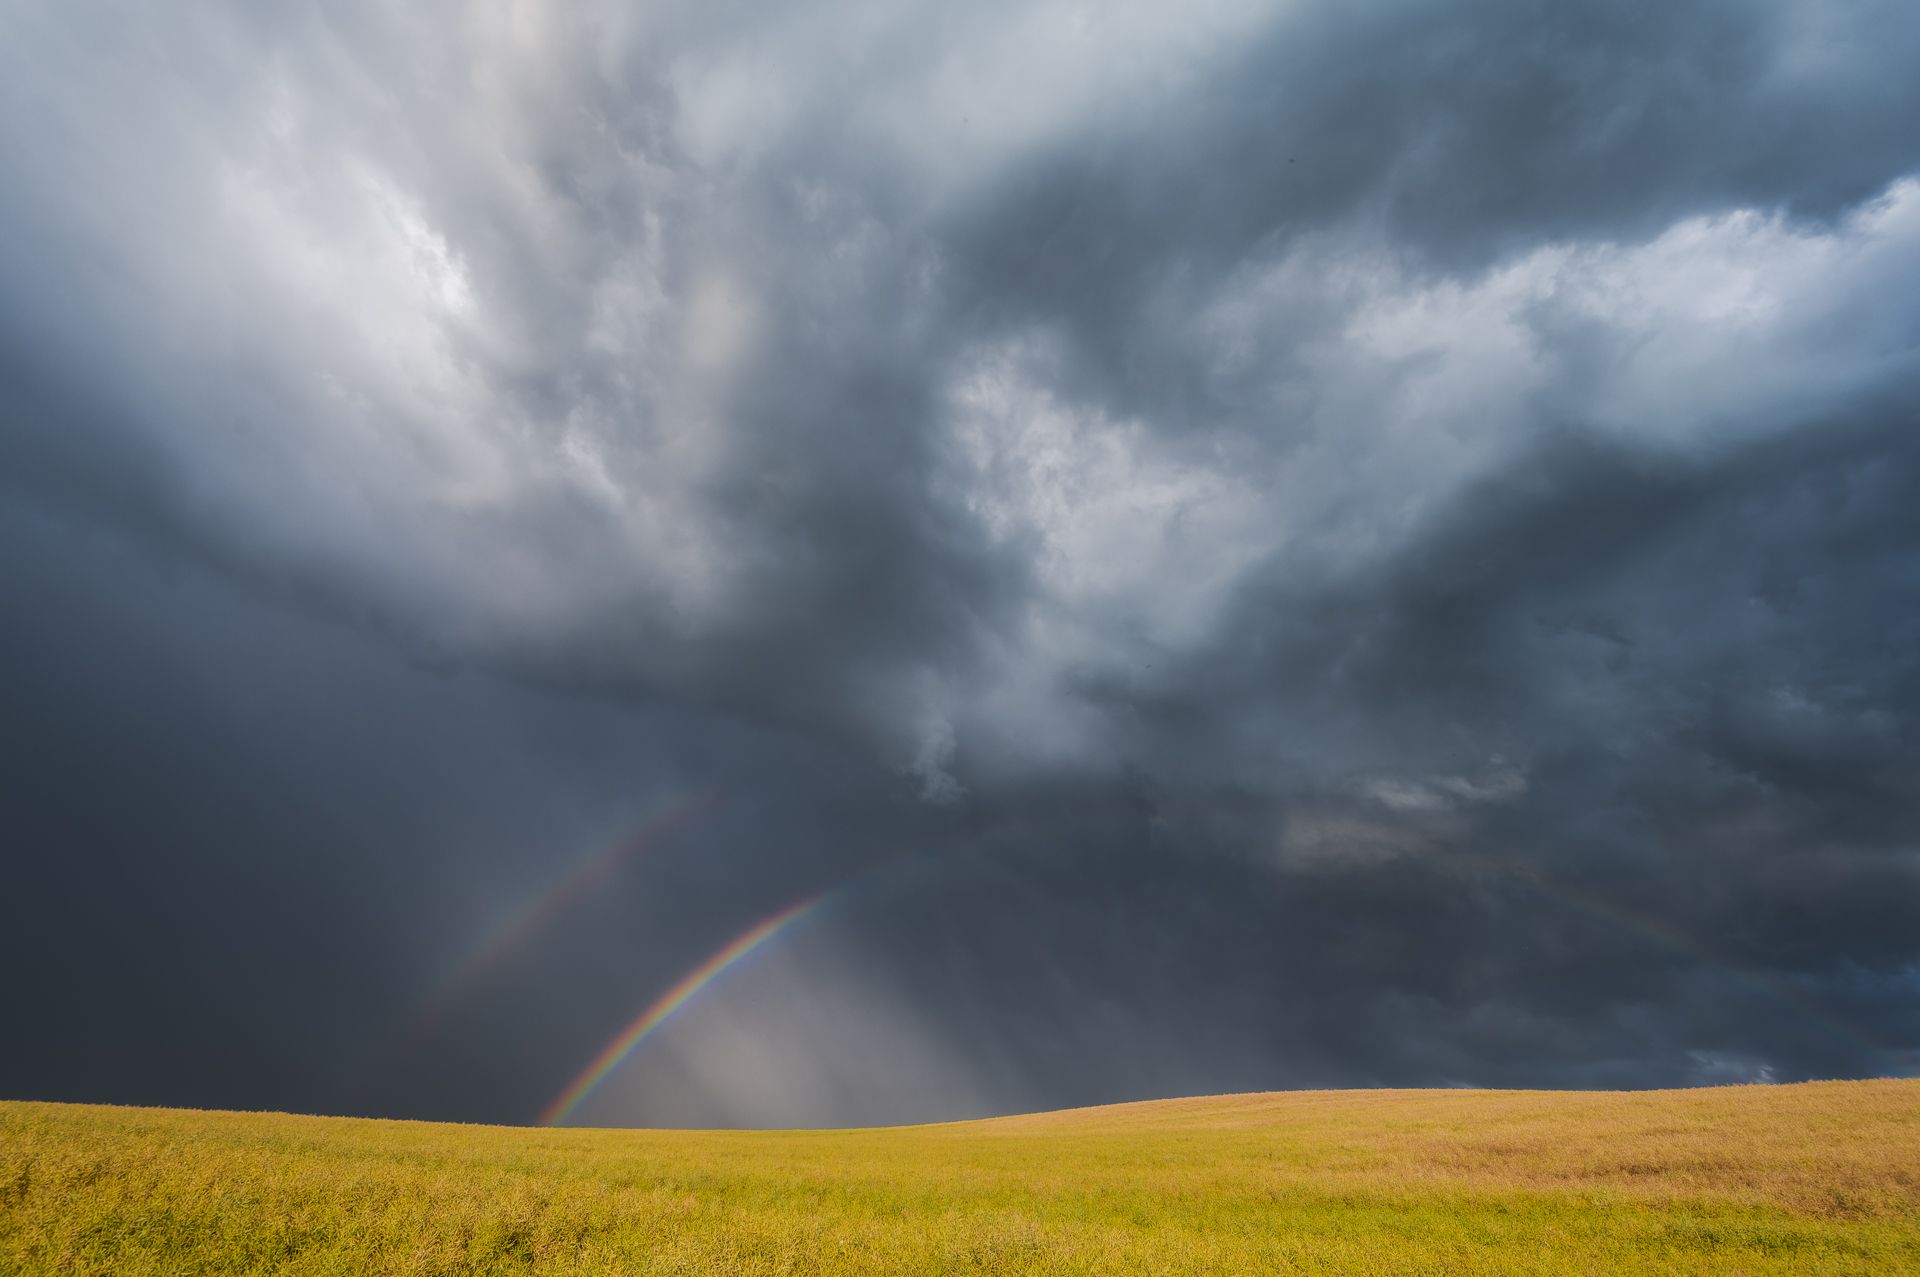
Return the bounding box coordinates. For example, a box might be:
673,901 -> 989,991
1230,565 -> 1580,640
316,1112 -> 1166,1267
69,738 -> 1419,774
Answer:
3,1080 -> 1917,1275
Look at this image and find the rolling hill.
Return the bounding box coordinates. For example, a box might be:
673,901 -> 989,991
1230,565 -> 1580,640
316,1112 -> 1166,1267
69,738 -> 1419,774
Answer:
4,1079 -> 1917,1274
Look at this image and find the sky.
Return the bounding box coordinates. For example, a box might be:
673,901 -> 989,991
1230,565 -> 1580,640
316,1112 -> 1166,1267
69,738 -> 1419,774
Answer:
3,0 -> 1918,1128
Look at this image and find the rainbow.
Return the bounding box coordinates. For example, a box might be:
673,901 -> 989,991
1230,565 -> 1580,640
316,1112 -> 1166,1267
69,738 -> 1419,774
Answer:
536,845 -> 1906,1129
539,893 -> 826,1126
400,792 -> 717,1051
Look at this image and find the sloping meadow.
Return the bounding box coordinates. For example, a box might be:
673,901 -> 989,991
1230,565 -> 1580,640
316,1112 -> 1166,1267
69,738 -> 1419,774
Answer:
4,1079 -> 1917,1275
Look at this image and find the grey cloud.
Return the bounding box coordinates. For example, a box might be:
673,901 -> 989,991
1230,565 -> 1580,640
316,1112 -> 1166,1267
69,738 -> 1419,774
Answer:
2,0 -> 1917,1125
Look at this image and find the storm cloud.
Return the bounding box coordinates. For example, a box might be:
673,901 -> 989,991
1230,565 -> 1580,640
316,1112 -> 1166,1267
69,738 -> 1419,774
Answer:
2,0 -> 1916,1126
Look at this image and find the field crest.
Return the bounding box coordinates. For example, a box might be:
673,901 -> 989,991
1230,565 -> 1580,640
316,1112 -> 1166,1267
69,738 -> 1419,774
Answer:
5,1080 -> 1917,1275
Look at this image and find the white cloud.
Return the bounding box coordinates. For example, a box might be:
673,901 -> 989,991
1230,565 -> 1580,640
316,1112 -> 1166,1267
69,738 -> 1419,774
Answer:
5,0 -> 1918,789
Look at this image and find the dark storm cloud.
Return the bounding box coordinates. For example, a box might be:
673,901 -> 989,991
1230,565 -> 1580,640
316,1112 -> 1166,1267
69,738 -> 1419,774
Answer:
3,0 -> 1917,1125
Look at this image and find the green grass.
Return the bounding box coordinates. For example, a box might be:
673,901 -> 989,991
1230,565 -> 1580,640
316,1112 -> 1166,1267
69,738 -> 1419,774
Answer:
4,1079 -> 1917,1274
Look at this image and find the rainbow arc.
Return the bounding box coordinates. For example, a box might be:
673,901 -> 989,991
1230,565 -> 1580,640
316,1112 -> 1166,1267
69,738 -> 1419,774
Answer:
540,893 -> 826,1126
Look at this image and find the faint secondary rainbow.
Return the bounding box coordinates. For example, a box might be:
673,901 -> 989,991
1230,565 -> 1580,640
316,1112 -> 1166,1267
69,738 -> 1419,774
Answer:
400,791 -> 717,1051
539,892 -> 826,1126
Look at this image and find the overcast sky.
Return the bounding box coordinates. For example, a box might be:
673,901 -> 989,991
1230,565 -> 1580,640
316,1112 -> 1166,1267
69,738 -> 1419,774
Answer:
3,0 -> 1918,1127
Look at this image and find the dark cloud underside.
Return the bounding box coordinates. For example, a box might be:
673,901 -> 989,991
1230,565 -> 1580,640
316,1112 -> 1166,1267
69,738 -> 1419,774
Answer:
2,0 -> 1917,1125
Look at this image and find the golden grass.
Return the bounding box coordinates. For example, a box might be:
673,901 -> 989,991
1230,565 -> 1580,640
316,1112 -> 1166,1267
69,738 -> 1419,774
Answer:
4,1079 -> 1916,1274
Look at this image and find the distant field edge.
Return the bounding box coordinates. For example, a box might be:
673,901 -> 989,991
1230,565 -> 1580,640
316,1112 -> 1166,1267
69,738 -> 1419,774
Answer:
6,1074 -> 1916,1133
5,1079 -> 1917,1276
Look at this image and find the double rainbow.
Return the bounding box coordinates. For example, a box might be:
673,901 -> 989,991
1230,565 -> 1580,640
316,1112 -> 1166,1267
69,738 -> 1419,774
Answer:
401,792 -> 716,1051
